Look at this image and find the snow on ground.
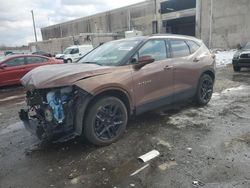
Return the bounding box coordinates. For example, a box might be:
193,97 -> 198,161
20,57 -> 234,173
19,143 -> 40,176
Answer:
214,49 -> 237,68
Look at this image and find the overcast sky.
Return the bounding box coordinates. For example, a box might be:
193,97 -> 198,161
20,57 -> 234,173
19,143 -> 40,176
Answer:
0,0 -> 145,46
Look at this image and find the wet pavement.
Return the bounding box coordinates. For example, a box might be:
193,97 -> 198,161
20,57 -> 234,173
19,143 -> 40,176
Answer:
0,65 -> 250,188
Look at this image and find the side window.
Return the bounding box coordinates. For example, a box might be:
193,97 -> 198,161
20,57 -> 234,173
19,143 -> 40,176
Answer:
186,40 -> 200,54
139,40 -> 167,61
71,48 -> 79,54
26,57 -> 48,64
5,57 -> 25,67
170,40 -> 190,58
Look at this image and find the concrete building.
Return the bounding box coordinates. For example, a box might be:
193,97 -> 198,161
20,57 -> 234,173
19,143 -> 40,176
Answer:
31,0 -> 250,54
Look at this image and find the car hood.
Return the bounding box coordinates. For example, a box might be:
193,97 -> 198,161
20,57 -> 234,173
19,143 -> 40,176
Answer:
55,54 -> 64,58
237,49 -> 250,53
240,49 -> 250,54
21,63 -> 112,89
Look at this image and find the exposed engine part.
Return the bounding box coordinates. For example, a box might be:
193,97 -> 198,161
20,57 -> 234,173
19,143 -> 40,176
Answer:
20,86 -> 92,142
46,87 -> 72,123
26,90 -> 43,106
44,107 -> 53,122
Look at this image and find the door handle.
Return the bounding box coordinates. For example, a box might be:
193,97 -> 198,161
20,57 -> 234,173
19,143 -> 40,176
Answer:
193,58 -> 200,62
164,65 -> 173,70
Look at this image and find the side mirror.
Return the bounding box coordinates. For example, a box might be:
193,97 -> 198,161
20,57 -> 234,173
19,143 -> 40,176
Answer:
0,64 -> 7,69
133,55 -> 155,70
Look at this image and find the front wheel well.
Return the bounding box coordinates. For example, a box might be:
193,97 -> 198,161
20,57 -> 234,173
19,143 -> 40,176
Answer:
86,89 -> 131,117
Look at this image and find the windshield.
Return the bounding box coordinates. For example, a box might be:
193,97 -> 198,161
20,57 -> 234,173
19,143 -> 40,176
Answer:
63,48 -> 73,54
244,42 -> 250,50
78,39 -> 142,66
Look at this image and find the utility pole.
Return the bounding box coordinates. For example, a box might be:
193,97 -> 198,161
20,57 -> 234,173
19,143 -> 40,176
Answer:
31,10 -> 38,42
209,0 -> 213,48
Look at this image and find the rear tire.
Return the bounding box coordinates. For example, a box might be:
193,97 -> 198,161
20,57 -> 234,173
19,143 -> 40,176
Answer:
233,65 -> 241,72
83,96 -> 128,146
195,74 -> 214,106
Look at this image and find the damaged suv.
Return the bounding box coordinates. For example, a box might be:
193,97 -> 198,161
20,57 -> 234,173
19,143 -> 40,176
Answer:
19,35 -> 215,146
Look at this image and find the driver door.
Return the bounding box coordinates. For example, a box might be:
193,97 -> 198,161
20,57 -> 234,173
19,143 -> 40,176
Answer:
131,39 -> 174,114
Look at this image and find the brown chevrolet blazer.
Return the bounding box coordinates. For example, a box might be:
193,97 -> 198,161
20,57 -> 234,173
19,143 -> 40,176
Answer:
19,35 -> 215,145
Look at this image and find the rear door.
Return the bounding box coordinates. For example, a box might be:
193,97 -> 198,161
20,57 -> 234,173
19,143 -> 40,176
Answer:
169,39 -> 201,100
131,39 -> 174,114
0,57 -> 26,86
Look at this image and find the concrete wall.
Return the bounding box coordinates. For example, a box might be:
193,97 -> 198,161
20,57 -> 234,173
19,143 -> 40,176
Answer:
41,1 -> 155,41
38,0 -> 250,50
200,0 -> 250,48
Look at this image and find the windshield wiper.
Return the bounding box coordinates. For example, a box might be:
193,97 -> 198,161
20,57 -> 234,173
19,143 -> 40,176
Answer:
83,62 -> 102,66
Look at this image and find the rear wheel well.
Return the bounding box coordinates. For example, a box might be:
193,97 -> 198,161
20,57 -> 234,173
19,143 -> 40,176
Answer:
86,89 -> 131,117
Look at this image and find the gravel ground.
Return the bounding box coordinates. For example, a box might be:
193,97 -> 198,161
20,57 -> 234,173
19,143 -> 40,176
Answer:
0,65 -> 250,188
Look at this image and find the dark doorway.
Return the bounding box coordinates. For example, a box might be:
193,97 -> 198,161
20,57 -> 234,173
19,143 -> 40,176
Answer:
163,16 -> 195,36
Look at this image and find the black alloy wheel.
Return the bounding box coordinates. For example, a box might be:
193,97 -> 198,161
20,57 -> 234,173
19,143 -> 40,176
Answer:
84,96 -> 128,146
196,74 -> 214,106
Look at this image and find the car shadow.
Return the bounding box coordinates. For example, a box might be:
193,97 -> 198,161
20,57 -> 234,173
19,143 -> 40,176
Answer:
27,100 -> 196,155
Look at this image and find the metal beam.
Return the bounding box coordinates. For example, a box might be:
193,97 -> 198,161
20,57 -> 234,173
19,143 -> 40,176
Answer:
161,8 -> 196,21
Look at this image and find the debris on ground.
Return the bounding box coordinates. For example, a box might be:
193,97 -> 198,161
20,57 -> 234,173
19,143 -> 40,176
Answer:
158,161 -> 177,171
130,164 -> 150,176
187,147 -> 192,153
192,180 -> 205,187
70,177 -> 79,184
138,150 -> 160,163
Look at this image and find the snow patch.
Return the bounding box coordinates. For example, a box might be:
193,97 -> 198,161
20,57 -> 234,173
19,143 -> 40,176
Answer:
214,49 -> 236,68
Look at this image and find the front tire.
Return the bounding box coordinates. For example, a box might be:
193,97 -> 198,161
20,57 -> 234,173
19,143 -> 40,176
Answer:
83,96 -> 128,146
67,59 -> 72,63
195,74 -> 214,106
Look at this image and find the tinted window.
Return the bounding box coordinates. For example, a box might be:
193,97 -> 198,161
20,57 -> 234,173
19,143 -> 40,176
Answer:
5,57 -> 25,67
170,40 -> 190,58
186,40 -> 200,53
139,40 -> 167,61
26,57 -> 47,64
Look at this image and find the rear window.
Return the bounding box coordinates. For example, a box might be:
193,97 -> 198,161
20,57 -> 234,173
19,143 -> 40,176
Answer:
186,40 -> 200,53
170,40 -> 190,58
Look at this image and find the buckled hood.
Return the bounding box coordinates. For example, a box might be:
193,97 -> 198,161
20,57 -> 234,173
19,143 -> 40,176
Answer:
21,63 -> 112,89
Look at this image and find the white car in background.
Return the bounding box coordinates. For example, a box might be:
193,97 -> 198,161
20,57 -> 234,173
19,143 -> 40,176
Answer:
55,45 -> 93,63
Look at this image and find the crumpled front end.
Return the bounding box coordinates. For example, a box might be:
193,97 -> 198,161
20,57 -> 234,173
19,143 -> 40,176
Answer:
19,86 -> 91,142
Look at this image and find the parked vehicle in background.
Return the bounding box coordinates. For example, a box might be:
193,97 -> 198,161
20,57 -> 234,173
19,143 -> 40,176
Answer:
32,51 -> 52,57
232,42 -> 250,71
19,35 -> 215,146
4,51 -> 24,56
55,45 -> 93,63
0,54 -> 63,87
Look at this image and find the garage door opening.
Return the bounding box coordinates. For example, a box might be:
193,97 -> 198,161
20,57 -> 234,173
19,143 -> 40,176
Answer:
163,16 -> 196,36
